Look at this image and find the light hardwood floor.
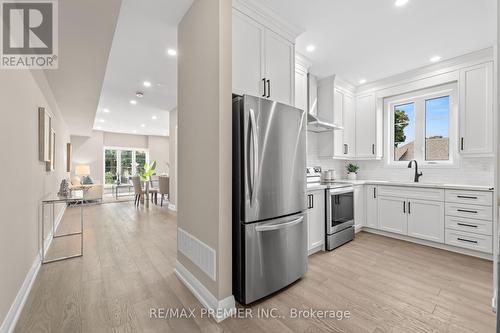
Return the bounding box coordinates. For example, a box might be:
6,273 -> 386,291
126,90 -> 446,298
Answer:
15,202 -> 496,332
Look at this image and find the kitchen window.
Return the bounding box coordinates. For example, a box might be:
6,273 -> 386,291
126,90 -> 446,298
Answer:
386,83 -> 457,167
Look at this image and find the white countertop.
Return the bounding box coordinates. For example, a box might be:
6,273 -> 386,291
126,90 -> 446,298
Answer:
307,179 -> 494,192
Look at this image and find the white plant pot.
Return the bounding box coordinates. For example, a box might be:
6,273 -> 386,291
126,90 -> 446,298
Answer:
347,172 -> 357,180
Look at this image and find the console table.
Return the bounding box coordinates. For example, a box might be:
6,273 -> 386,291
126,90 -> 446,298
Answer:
41,194 -> 84,264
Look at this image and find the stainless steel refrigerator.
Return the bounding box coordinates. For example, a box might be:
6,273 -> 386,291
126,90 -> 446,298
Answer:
232,94 -> 307,305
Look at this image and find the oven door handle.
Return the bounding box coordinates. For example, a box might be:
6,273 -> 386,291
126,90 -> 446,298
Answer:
329,187 -> 354,195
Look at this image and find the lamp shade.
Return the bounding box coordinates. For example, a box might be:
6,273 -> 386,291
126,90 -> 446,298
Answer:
75,165 -> 90,176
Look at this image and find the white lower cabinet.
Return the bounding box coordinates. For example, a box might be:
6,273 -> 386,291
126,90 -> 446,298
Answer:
353,186 -> 365,230
378,196 -> 407,235
361,185 -> 493,255
307,189 -> 325,254
407,199 -> 444,243
365,185 -> 378,228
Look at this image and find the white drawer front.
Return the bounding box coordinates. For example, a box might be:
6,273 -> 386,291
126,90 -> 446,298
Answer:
445,229 -> 492,253
445,203 -> 493,221
445,216 -> 492,236
445,189 -> 492,206
377,186 -> 444,201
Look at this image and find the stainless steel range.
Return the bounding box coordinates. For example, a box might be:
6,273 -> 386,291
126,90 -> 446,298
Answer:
307,166 -> 355,251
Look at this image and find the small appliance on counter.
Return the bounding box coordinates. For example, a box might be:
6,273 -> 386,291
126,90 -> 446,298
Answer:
306,166 -> 355,251
233,95 -> 308,305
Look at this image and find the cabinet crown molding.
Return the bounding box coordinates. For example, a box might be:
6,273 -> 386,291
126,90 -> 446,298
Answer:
233,0 -> 303,42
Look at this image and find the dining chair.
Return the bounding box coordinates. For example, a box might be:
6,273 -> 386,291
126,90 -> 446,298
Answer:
159,176 -> 170,207
131,176 -> 144,206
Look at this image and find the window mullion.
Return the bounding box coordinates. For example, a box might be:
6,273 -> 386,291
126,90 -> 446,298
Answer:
414,99 -> 425,162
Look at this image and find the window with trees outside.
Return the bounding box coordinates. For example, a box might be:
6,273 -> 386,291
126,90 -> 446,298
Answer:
387,83 -> 457,167
104,148 -> 149,185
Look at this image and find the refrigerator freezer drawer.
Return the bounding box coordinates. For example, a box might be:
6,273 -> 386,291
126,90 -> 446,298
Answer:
242,213 -> 307,304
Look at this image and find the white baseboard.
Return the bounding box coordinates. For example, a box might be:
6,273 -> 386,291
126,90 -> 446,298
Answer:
175,260 -> 235,323
168,203 -> 177,211
0,205 -> 66,333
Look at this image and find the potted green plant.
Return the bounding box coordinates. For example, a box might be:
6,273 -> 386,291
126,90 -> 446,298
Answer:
346,163 -> 359,180
140,161 -> 157,192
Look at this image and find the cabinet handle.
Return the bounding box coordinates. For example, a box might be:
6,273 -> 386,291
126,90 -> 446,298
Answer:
311,194 -> 314,209
457,195 -> 478,199
373,188 -> 376,199
403,201 -> 406,214
460,137 -> 464,150
408,201 -> 411,214
457,237 -> 478,244
372,144 -> 375,155
266,79 -> 270,98
344,144 -> 348,155
457,209 -> 478,214
262,78 -> 266,97
457,222 -> 478,228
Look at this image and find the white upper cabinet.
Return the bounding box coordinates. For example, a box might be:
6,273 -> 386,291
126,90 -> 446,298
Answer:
232,7 -> 296,106
342,93 -> 356,157
294,57 -> 309,112
459,62 -> 493,155
355,93 -> 377,158
308,74 -> 318,117
232,10 -> 265,98
333,88 -> 344,127
264,30 -> 294,105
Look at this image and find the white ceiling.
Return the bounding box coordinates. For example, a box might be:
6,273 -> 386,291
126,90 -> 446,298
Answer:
44,0 -> 122,136
256,0 -> 496,85
94,0 -> 192,136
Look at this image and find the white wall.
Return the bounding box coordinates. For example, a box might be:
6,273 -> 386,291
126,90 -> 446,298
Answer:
71,131 -> 170,183
168,108 -> 178,206
0,70 -> 70,329
148,136 -> 170,175
178,0 -> 232,301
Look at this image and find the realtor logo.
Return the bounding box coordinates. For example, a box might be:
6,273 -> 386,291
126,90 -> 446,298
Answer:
1,0 -> 58,69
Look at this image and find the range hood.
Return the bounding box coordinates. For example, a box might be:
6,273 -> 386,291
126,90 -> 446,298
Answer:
306,73 -> 340,133
307,113 -> 342,133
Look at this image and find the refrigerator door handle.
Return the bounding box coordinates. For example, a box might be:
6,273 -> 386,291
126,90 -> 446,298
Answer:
249,108 -> 258,204
255,216 -> 304,232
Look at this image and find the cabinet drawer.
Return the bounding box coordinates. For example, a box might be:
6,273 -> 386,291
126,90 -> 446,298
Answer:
445,189 -> 492,206
445,216 -> 492,236
445,203 -> 492,221
445,229 -> 492,253
377,186 -> 444,201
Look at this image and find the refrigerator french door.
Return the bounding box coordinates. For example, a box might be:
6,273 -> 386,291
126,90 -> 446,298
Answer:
232,94 -> 307,305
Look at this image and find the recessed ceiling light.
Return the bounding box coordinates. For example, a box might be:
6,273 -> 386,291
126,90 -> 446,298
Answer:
167,48 -> 177,56
359,79 -> 367,84
143,81 -> 152,87
430,55 -> 442,63
103,108 -> 110,113
306,45 -> 315,52
136,91 -> 144,98
140,124 -> 146,128
152,115 -> 157,120
395,0 -> 409,7
130,100 -> 137,105
98,119 -> 105,123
